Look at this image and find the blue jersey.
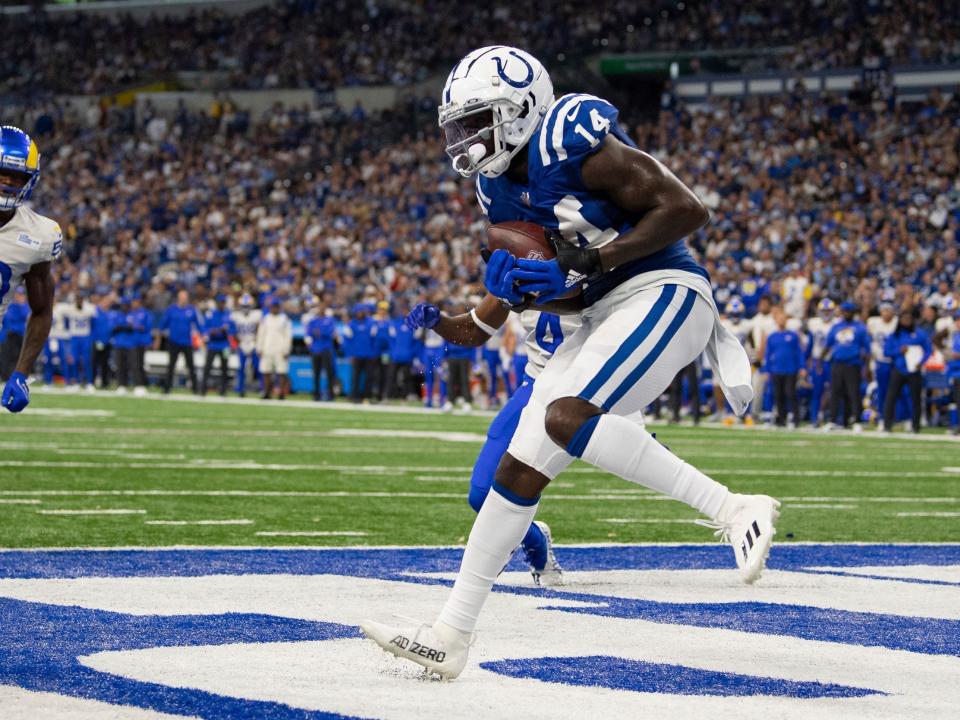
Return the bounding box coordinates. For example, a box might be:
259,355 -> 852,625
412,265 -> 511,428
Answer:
949,332 -> 960,379
129,307 -> 153,347
203,309 -> 234,351
825,320 -> 870,365
2,301 -> 28,336
387,318 -> 419,363
160,305 -> 203,347
306,316 -> 337,354
884,328 -> 932,375
477,94 -> 706,306
445,342 -> 476,361
764,329 -> 804,374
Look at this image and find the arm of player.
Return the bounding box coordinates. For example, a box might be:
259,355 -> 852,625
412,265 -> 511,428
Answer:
578,135 -> 709,273
2,261 -> 54,412
410,295 -> 509,346
17,261 -> 54,375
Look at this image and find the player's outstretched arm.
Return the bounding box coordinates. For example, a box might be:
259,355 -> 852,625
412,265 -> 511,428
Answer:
407,294 -> 508,346
581,135 -> 709,271
17,261 -> 54,375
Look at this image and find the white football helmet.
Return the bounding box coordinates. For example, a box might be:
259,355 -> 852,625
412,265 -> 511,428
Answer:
439,46 -> 553,178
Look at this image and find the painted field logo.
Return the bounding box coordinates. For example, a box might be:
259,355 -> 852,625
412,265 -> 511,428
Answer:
0,544 -> 956,719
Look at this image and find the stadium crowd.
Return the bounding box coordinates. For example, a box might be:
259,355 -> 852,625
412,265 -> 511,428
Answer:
3,75 -> 959,430
3,0 -> 959,96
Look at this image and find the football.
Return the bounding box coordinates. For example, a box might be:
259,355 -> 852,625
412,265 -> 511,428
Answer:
486,221 -> 556,261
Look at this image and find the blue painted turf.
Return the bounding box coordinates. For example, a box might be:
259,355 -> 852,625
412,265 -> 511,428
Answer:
480,656 -> 883,698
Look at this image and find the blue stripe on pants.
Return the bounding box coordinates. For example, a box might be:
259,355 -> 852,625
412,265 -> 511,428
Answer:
602,288 -> 697,411
577,285 -> 677,404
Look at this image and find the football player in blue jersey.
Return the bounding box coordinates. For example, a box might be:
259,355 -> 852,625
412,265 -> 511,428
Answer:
362,47 -> 779,679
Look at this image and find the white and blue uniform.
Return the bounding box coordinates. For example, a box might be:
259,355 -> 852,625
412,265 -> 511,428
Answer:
67,301 -> 96,385
230,307 -> 261,394
478,94 -> 751,478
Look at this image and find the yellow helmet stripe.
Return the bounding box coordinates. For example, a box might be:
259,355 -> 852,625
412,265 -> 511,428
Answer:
26,140 -> 39,171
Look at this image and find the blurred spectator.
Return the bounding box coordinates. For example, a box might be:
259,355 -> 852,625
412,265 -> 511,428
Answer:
764,307 -> 805,427
230,294 -> 261,397
669,363 -> 701,424
0,288 -> 29,381
386,306 -> 420,400
306,300 -> 338,401
159,290 -> 203,394
825,302 -> 871,429
343,303 -> 379,403
201,294 -> 235,396
67,293 -> 96,390
256,298 -> 292,400
883,308 -> 932,432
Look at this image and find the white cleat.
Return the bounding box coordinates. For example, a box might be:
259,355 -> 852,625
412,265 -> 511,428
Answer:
528,521 -> 564,587
133,386 -> 147,397
698,494 -> 781,584
360,619 -> 471,680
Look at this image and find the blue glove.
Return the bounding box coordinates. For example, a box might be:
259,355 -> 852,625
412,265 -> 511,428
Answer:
483,249 -> 524,304
509,257 -> 573,304
406,303 -> 440,330
2,371 -> 30,413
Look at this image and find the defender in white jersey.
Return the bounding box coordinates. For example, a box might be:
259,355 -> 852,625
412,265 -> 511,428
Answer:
0,127 -> 59,412
716,296 -> 755,423
230,293 -> 261,396
867,302 -> 898,419
363,47 -> 777,680
807,298 -> 838,425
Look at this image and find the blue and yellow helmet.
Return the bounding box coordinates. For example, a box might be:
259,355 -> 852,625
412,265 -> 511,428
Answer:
0,126 -> 40,211
817,297 -> 836,315
726,297 -> 745,317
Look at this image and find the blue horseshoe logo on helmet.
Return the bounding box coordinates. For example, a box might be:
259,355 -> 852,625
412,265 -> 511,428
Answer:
493,51 -> 534,88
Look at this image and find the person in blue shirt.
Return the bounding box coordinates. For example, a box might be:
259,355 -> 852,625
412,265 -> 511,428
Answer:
386,305 -> 421,400
343,303 -> 379,402
764,307 -> 806,427
824,301 -> 871,429
91,294 -> 118,388
158,289 -> 203,394
947,311 -> 960,435
305,301 -> 338,401
111,296 -> 139,392
882,308 -> 932,433
372,301 -> 393,401
128,293 -> 153,394
201,294 -> 235,396
0,287 -> 29,380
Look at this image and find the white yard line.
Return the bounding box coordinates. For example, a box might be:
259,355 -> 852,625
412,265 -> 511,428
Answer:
784,503 -> 858,509
0,498 -> 41,504
36,509 -> 146,516
895,512 -> 960,518
254,531 -> 368,537
599,518 -> 698,524
144,519 -> 254,526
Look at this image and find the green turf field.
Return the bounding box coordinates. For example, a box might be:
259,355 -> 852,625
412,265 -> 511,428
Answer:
0,390 -> 958,548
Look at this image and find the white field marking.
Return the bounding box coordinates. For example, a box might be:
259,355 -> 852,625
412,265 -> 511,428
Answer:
254,531 -> 368,537
0,685 -> 182,720
895,512 -> 960,518
599,518 -> 698,524
35,509 -> 147,516
326,428 -> 486,442
31,384 -> 498,418
52,449 -> 188,460
0,571 -> 951,719
784,503 -> 858,510
0,489 -> 677,502
779,496 -> 960,504
15,408 -> 115,417
144,519 -> 254,526
589,487 -> 656,495
0,499 -> 41,504
413,475 -> 468,482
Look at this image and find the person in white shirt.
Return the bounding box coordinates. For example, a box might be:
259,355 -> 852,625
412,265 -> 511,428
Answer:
750,295 -> 777,421
255,297 -> 292,400
781,265 -> 809,320
807,298 -> 839,425
67,294 -> 97,390
230,293 -> 262,397
867,302 -> 898,417
45,296 -> 73,385
717,297 -> 755,424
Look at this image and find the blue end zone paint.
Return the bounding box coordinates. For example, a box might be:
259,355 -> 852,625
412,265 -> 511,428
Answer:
1,543 -> 956,580
0,596 -> 362,719
481,656 -> 883,698
0,544 -> 956,718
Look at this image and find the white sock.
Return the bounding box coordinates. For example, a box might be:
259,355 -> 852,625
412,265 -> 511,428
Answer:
577,414 -> 729,518
437,486 -> 538,633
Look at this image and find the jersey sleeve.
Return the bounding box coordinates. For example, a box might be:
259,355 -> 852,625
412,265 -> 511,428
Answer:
36,218 -> 63,264
538,95 -> 620,168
